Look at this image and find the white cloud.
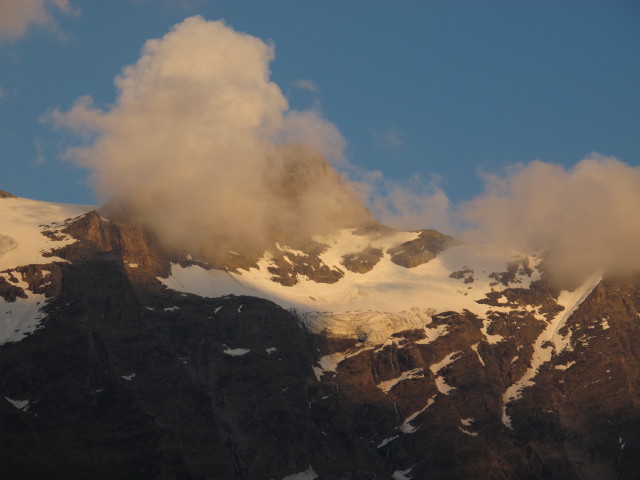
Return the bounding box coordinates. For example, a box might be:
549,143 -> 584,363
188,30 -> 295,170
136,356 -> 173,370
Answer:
459,153 -> 640,280
361,152 -> 640,281
0,0 -> 73,41
48,16 -> 367,258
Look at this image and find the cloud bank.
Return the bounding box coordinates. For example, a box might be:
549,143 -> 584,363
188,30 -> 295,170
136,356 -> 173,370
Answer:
50,16 -> 368,258
0,0 -> 72,40
364,153 -> 640,280
459,154 -> 640,280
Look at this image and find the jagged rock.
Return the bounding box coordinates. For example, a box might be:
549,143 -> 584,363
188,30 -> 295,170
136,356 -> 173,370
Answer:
0,276 -> 27,302
267,249 -> 344,286
341,246 -> 383,274
389,229 -> 457,268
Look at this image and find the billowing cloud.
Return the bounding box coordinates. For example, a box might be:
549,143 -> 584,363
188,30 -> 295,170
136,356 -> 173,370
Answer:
364,152 -> 640,281
49,16 -> 368,258
0,0 -> 72,40
459,154 -> 640,281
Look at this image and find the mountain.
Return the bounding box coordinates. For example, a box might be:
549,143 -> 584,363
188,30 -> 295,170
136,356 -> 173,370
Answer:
1,193 -> 639,480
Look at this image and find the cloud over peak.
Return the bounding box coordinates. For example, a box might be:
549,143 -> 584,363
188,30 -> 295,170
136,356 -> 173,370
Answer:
49,16 -> 366,257
460,154 -> 640,280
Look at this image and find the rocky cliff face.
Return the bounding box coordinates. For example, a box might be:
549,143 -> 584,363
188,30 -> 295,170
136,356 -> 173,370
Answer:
0,196 -> 639,480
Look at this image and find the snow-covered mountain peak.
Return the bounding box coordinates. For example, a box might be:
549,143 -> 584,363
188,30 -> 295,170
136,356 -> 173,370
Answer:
2,193 -> 638,480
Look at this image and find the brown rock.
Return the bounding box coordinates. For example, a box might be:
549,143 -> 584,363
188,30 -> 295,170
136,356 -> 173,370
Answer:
389,229 -> 457,268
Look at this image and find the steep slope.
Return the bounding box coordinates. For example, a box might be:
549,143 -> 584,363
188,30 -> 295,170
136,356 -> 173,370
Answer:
1,193 -> 639,479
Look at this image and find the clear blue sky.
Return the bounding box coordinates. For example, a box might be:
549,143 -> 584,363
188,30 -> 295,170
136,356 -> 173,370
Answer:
1,0 -> 638,205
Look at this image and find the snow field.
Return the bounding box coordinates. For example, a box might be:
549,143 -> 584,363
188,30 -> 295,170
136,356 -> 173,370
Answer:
160,229 -> 542,345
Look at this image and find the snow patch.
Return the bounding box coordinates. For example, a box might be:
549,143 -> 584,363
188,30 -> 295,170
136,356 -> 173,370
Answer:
415,323 -> 449,345
470,343 -> 485,366
373,336 -> 406,353
392,466 -> 415,480
318,353 -> 342,373
312,366 -> 323,382
429,351 -> 462,395
223,345 -> 250,356
314,345 -> 373,379
480,318 -> 504,344
401,396 -> 436,433
554,361 -> 576,371
377,368 -> 424,393
282,466 -> 318,480
0,271 -> 48,345
377,435 -> 399,448
275,242 -> 306,258
5,396 -> 29,410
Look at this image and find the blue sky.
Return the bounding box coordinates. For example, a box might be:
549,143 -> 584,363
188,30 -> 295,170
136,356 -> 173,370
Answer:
1,0 -> 638,207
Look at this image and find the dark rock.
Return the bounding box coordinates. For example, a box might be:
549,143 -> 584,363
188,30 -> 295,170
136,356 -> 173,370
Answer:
341,246 -> 383,274
389,229 -> 457,268
0,276 -> 27,301
266,244 -> 345,286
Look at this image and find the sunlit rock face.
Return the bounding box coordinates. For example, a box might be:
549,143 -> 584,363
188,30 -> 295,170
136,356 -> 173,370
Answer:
1,192 -> 639,480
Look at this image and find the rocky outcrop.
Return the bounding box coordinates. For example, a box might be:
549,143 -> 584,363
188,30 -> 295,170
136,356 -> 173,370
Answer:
266,248 -> 345,286
0,190 -> 16,198
341,246 -> 384,274
389,229 -> 457,268
0,274 -> 27,301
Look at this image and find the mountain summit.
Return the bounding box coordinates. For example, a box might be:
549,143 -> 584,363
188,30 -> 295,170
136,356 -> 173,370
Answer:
0,192 -> 639,479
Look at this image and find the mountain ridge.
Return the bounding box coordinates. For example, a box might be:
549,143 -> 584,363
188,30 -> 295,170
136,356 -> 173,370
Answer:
0,194 -> 639,479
